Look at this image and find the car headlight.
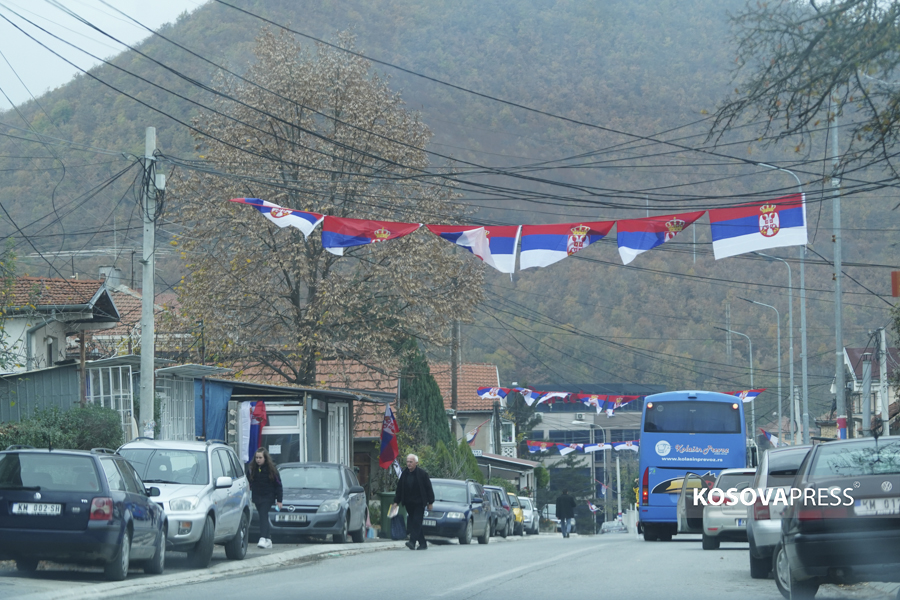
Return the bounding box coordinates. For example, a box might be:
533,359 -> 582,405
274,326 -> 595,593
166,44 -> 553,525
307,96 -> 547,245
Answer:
446,512 -> 465,520
168,496 -> 200,512
317,500 -> 341,513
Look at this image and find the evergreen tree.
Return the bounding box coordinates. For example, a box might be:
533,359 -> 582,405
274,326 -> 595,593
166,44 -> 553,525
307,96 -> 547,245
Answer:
399,338 -> 452,448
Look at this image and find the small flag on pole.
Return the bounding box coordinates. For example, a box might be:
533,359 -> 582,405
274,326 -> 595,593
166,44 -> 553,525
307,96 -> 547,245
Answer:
379,404 -> 400,469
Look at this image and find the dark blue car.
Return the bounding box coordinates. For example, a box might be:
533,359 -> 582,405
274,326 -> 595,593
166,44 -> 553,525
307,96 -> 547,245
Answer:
422,478 -> 490,545
0,447 -> 167,581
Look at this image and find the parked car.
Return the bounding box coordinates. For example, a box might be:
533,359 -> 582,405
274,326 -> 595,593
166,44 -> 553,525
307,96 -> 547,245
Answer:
600,520 -> 628,534
248,462 -> 366,543
484,485 -> 512,537
518,496 -> 539,535
423,478 -> 490,544
118,439 -> 251,568
541,503 -> 561,532
701,467 -> 756,549
507,492 -> 525,536
747,445 -> 811,579
774,437 -> 900,600
0,446 -> 166,581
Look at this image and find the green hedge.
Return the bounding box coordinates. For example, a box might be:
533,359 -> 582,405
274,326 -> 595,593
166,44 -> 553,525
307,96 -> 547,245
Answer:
0,404 -> 123,451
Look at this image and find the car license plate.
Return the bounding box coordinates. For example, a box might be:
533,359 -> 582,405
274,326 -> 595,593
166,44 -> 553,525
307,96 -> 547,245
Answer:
423,519 -> 436,527
735,519 -> 745,526
855,498 -> 900,516
275,513 -> 307,522
12,502 -> 62,516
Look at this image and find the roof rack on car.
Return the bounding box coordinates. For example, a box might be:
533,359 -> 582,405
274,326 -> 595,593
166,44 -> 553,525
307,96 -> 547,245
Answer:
4,444 -> 35,451
91,447 -> 119,455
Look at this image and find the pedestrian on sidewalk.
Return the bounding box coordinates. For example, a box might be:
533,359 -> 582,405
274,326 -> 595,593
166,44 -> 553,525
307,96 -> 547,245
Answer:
392,454 -> 435,550
247,447 -> 283,549
556,489 -> 576,538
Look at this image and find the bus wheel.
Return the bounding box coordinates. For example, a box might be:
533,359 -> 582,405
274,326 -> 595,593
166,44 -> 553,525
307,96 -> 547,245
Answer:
642,525 -> 658,541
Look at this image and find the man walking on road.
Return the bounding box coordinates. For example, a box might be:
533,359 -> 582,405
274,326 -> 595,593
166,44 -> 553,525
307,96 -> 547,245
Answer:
392,454 -> 435,550
556,489 -> 577,538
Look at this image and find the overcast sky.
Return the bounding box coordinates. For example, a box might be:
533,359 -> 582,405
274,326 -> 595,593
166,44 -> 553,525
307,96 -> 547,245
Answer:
0,0 -> 204,111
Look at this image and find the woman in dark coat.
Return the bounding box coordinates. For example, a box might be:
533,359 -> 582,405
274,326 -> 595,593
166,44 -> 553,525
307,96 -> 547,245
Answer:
247,447 -> 283,549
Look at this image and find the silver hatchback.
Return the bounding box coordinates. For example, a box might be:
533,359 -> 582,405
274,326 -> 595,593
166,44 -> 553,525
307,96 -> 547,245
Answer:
746,445 -> 811,579
119,440 -> 252,568
702,467 -> 756,549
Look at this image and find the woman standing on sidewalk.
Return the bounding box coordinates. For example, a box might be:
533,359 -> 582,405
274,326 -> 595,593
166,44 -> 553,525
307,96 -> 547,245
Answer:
247,447 -> 283,549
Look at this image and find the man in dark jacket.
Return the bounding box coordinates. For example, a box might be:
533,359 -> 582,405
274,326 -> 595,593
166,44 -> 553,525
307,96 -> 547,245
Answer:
556,489 -> 577,538
393,454 -> 435,550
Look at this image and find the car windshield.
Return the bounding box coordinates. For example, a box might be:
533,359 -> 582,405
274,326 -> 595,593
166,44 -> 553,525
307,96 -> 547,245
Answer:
520,498 -> 533,510
811,440 -> 900,478
281,466 -> 342,490
120,449 -> 209,485
508,495 -> 520,507
432,482 -> 467,503
0,453 -> 101,492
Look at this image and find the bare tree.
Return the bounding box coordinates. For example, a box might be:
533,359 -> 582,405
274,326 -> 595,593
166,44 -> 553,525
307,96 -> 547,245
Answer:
710,0 -> 900,175
168,30 -> 483,384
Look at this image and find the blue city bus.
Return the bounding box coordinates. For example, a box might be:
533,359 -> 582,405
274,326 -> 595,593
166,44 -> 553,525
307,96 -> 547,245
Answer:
638,390 -> 748,541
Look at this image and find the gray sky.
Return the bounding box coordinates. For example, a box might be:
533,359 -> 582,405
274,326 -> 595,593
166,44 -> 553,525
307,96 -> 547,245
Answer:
0,0 -> 204,110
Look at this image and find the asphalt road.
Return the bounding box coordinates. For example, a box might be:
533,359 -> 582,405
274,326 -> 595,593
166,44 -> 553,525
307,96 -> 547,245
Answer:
5,532 -> 900,600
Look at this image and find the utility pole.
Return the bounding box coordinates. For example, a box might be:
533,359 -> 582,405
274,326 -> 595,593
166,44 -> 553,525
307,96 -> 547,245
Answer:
140,127 -> 161,439
800,247 -> 810,443
880,328 -> 890,436
451,319 -> 459,441
830,98 -> 847,440
862,353 -> 873,437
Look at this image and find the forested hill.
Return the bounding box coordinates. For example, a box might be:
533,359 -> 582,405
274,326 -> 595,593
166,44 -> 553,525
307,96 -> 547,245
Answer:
0,0 -> 895,427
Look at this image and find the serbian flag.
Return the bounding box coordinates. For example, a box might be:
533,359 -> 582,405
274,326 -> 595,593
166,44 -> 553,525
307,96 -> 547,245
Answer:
613,440 -> 639,452
708,194 -> 807,259
321,216 -> 420,256
477,387 -> 509,401
527,440 -> 554,453
378,404 -> 400,469
760,428 -> 781,448
519,221 -> 614,269
426,225 -> 521,274
616,211 -> 705,265
513,387 -> 540,406
558,443 -> 582,456
229,198 -> 323,238
587,501 -> 598,513
465,424 -> 482,445
536,391 -> 570,405
728,389 -> 765,403
574,393 -> 607,414
583,443 -> 601,453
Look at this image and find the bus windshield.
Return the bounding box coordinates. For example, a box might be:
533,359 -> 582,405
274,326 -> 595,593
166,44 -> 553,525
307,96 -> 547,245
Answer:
643,401 -> 741,434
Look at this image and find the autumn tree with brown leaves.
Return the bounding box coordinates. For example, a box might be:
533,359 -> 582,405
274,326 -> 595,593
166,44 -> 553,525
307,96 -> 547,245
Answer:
168,30 -> 483,384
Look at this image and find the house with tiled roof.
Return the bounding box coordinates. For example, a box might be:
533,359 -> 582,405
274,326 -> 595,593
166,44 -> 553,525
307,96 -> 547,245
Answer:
1,276 -> 121,373
839,346 -> 900,436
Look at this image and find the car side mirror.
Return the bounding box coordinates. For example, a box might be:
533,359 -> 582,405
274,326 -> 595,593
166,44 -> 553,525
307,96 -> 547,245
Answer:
349,485 -> 365,494
215,476 -> 234,489
472,497 -> 483,504
146,486 -> 161,497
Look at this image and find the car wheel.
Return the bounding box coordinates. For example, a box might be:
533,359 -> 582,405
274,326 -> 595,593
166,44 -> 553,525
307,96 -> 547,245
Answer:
507,519 -> 513,537
15,558 -> 39,573
499,519 -> 508,538
104,528 -> 131,581
459,519 -> 473,545
749,551 -> 770,579
477,520 -> 490,545
145,524 -> 167,575
701,533 -> 720,550
350,510 -> 366,543
187,516 -> 215,569
774,541 -> 817,600
225,512 -> 249,560
333,516 -> 349,544
489,519 -> 495,537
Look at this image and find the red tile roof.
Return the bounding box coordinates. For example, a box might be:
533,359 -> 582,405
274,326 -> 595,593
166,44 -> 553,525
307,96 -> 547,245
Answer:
7,276 -> 105,307
429,362 -> 500,412
845,347 -> 899,381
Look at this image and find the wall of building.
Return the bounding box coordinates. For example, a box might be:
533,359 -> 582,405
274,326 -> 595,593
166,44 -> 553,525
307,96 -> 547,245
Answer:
3,318 -> 70,373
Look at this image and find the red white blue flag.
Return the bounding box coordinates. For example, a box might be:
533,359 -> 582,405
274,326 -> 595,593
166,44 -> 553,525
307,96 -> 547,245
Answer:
613,440 -> 639,452
587,501 -> 598,513
727,389 -> 765,403
616,211 -> 705,265
519,221 -> 614,269
760,427 -> 781,447
708,194 -> 806,259
426,225 -> 521,274
230,198 -> 323,238
322,216 -> 420,256
477,387 -> 509,401
378,404 -> 400,469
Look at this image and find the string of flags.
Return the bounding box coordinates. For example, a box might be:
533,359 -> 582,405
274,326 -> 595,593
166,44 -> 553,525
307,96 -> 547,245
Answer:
728,389 -> 766,402
477,387 -> 641,416
230,193 -> 807,273
526,439 -> 640,454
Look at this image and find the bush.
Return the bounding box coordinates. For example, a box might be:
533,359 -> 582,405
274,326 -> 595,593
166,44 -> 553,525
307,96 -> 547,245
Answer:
0,404 -> 123,450
486,477 -> 516,494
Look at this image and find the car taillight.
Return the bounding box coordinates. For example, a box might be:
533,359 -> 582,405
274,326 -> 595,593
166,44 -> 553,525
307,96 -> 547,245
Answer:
641,467 -> 649,505
797,505 -> 849,521
90,497 -> 113,521
753,496 -> 770,520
